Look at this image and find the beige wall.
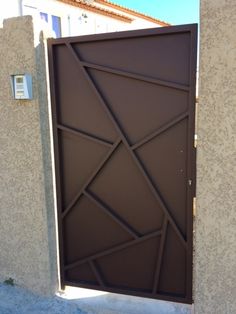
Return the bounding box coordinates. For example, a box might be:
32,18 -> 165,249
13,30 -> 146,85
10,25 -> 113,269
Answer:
0,16 -> 57,295
1,6 -> 236,309
194,0 -> 236,313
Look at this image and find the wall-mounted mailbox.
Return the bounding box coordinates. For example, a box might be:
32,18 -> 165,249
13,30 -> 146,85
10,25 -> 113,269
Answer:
11,74 -> 33,100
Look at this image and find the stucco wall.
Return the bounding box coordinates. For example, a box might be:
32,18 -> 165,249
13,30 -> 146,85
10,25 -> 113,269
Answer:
0,16 -> 57,295
194,1 -> 236,313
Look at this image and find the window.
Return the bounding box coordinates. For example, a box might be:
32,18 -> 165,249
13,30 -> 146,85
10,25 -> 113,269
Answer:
39,12 -> 61,38
40,12 -> 48,22
52,15 -> 61,38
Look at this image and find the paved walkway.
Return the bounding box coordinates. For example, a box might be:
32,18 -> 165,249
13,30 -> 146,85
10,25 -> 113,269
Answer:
0,284 -> 192,314
0,284 -> 84,314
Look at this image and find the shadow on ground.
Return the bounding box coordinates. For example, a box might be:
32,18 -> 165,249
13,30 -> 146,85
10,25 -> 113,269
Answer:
0,284 -> 192,314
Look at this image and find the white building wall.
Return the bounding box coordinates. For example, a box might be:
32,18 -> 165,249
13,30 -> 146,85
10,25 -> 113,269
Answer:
96,2 -> 163,30
0,0 -> 21,26
0,0 -> 121,35
22,0 -> 134,37
0,0 -> 163,38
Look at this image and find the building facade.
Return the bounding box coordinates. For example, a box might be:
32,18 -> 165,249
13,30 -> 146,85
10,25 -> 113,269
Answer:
0,0 -> 169,38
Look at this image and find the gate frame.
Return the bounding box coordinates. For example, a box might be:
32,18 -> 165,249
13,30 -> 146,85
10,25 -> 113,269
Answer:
47,24 -> 198,304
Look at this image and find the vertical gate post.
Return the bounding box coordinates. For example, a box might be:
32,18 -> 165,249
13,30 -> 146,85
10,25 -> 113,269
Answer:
0,16 -> 58,295
195,0 -> 236,313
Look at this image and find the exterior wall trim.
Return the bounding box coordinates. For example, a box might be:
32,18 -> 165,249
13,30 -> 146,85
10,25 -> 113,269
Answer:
95,0 -> 170,26
58,0 -> 133,23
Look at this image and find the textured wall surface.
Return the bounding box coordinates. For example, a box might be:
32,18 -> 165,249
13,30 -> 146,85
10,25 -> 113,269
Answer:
194,1 -> 236,313
0,16 -> 57,295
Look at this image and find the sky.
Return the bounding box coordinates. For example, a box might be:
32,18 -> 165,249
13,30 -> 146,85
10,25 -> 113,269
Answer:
113,0 -> 199,25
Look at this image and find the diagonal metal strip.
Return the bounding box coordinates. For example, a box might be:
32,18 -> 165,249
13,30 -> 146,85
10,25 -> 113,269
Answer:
89,260 -> 105,287
62,139 -> 121,218
152,217 -> 168,294
65,228 -> 162,271
131,111 -> 189,150
66,43 -> 187,249
81,61 -> 189,91
84,190 -> 140,239
57,123 -> 114,147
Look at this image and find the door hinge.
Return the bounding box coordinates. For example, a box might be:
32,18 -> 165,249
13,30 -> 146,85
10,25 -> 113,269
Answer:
193,197 -> 196,217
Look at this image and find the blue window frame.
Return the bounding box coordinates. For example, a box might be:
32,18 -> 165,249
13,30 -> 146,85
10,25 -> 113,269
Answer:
52,15 -> 62,38
40,12 -> 48,22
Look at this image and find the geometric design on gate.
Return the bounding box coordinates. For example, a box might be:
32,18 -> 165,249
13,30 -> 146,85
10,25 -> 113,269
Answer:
49,26 -> 198,304
58,43 -> 189,299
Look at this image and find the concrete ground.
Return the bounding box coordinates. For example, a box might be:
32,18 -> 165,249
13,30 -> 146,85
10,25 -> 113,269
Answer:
0,284 -> 192,314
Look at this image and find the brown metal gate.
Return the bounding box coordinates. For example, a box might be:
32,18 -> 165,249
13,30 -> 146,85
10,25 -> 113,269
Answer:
48,24 -> 197,304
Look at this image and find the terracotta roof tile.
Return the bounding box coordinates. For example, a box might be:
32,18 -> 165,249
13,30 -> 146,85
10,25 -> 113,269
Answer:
58,0 -> 133,22
95,0 -> 170,26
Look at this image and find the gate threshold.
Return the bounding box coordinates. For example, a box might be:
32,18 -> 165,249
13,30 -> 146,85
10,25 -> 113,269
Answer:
57,286 -> 192,314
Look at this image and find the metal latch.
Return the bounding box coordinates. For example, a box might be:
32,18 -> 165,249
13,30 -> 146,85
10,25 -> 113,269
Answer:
193,197 -> 196,217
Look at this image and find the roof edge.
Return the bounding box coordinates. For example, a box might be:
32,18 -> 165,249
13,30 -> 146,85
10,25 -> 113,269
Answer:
57,0 -> 133,23
94,0 -> 171,26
